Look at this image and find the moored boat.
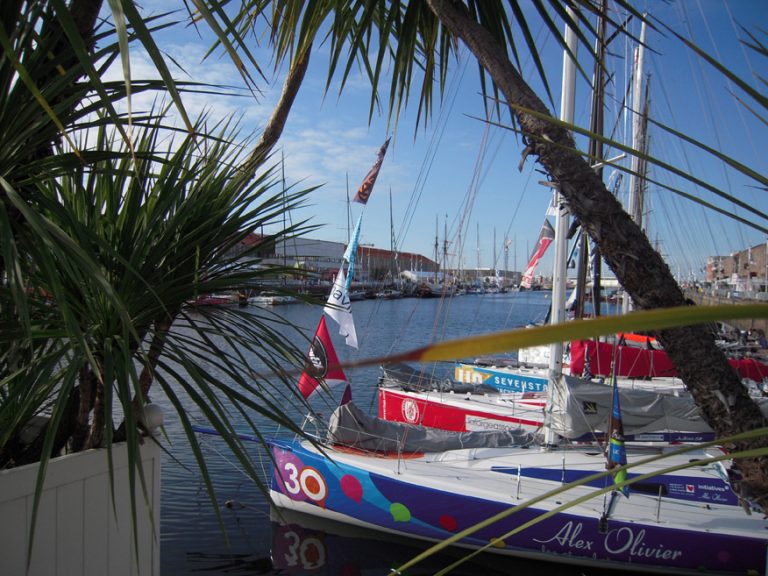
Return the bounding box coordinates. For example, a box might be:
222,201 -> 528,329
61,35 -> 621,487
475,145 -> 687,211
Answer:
269,426 -> 767,575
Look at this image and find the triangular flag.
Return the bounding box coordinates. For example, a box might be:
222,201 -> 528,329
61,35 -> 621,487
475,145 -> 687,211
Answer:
323,265 -> 358,349
298,315 -> 348,399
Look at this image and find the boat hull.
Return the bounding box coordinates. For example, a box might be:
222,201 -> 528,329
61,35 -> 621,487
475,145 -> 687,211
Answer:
378,387 -> 545,432
269,439 -> 768,575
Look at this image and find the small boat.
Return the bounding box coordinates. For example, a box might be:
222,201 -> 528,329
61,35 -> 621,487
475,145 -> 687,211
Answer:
375,288 -> 403,299
249,291 -> 297,306
187,293 -> 237,307
349,289 -> 367,301
378,362 -> 546,433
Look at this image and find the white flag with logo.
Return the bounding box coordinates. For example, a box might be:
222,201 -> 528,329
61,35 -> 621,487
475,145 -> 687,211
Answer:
323,265 -> 358,349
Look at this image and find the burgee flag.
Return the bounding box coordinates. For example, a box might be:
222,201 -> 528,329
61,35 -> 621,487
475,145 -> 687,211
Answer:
353,137 -> 390,204
323,265 -> 358,349
297,315 -> 348,399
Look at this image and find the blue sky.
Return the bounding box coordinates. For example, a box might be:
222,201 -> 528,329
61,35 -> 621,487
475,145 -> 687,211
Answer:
130,1 -> 767,280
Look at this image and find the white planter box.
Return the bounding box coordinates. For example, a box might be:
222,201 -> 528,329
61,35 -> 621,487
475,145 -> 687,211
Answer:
0,441 -> 161,576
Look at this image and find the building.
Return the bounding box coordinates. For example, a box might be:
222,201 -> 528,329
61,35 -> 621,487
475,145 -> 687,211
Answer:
234,232 -> 438,283
707,242 -> 768,293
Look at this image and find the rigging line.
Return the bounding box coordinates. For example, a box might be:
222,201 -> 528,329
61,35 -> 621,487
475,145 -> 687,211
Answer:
677,1 -> 746,249
721,0 -> 763,213
397,54 -> 468,253
699,0 -> 761,180
649,53 -> 737,258
663,164 -> 709,279
451,112 -> 494,274
452,0 -> 554,255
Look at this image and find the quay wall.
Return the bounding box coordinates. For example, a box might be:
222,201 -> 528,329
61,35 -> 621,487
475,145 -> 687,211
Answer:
684,290 -> 767,334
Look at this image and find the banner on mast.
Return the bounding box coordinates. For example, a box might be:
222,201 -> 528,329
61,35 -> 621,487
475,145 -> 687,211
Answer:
520,219 -> 555,289
323,265 -> 358,349
353,137 -> 390,204
298,315 -> 348,399
344,212 -> 364,290
607,379 -> 629,497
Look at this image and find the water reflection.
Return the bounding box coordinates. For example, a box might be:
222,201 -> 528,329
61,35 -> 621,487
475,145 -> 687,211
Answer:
181,506 -> 630,576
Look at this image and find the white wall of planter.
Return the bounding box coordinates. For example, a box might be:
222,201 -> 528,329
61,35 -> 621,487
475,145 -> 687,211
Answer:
0,441 -> 161,576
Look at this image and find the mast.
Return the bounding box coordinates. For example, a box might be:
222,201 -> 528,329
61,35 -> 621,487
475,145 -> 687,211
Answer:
623,18 -> 647,313
504,237 -> 510,290
493,227 -> 497,280
389,188 -> 397,285
443,214 -> 448,284
514,233 -> 517,283
476,222 -> 481,285
550,7 -> 577,363
458,229 -> 463,285
281,151 -> 287,269
576,0 -> 607,319
434,216 -> 439,282
346,173 -> 351,244
546,6 -> 578,445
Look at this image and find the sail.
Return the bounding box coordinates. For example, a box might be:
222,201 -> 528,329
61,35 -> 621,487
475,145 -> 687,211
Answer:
521,218 -> 555,288
298,315 -> 348,399
352,137 -> 390,204
323,265 -> 358,349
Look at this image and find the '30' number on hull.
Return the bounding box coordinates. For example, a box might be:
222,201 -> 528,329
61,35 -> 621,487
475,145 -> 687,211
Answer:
281,462 -> 328,503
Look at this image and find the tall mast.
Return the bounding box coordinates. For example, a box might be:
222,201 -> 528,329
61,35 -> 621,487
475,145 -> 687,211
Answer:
546,6 -> 578,446
458,229 -> 463,283
493,227 -> 497,279
389,188 -> 397,283
576,0 -> 607,319
627,19 -> 647,229
346,172 -> 351,244
443,214 -> 448,283
281,150 -> 287,269
434,216 -> 439,282
623,19 -> 647,314
504,237 -> 510,289
549,6 -> 577,374
476,222 -> 481,284
514,233 -> 517,282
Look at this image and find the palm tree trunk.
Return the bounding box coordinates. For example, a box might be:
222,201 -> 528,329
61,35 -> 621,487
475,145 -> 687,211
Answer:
86,378 -> 105,449
426,0 -> 768,511
243,45 -> 312,173
71,363 -> 97,451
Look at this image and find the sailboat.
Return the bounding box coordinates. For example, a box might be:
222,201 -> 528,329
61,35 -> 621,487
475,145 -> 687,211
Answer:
269,418 -> 766,575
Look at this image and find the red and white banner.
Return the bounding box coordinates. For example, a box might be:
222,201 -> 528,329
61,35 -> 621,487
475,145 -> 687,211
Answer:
352,137 -> 390,204
297,315 -> 348,399
520,219 -> 555,288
